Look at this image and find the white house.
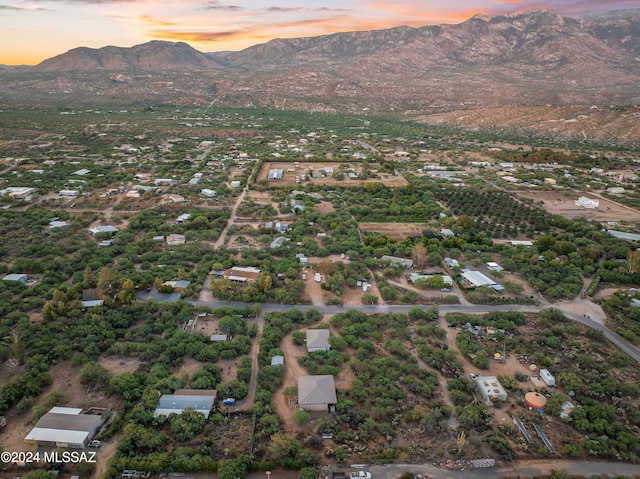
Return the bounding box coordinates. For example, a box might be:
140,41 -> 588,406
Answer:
89,225 -> 119,235
0,187 -> 36,199
575,196 -> 599,209
60,190 -> 80,197
472,374 -> 508,404
154,390 -> 216,418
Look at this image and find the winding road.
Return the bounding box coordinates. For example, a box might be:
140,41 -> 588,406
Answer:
189,299 -> 640,364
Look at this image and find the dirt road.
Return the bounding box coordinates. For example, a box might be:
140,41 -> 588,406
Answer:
274,328 -> 309,433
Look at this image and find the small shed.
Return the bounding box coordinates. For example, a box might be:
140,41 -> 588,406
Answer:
210,334 -> 228,342
271,356 -> 284,366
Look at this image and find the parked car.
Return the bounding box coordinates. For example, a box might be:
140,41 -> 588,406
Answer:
350,472 -> 371,479
223,398 -> 236,405
88,440 -> 101,448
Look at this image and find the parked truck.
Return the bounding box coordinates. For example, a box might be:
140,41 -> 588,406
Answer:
350,472 -> 371,479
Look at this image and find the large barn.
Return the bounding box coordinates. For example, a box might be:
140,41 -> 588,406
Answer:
25,407 -> 103,448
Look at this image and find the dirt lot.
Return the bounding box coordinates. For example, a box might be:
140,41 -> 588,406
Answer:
314,201 -> 335,215
257,162 -> 408,188
359,222 -> 425,241
515,190 -> 640,225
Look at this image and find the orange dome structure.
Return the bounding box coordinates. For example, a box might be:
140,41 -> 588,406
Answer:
525,392 -> 547,410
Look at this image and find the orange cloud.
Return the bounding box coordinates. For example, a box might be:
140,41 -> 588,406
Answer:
140,15 -> 176,27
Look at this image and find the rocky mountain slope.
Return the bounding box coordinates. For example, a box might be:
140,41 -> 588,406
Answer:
1,10 -> 639,144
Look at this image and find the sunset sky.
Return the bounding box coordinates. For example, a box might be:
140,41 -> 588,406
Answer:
1,0 -> 635,65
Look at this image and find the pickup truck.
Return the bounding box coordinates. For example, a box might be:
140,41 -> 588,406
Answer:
350,472 -> 371,479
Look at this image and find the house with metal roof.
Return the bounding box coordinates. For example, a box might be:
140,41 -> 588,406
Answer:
271,355 -> 284,366
3,273 -> 27,283
381,255 -> 414,269
298,375 -> 337,412
82,289 -> 104,307
460,269 -> 496,288
25,407 -> 104,448
154,390 -> 216,418
89,225 -> 119,235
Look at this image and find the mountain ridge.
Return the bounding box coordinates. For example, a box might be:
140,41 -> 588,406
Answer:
2,10 -> 640,144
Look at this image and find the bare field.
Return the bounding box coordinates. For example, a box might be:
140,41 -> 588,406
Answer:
359,222 -> 425,240
515,190 -> 640,225
257,162 -> 408,187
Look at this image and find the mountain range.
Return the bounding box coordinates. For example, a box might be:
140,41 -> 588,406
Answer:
2,9 -> 640,143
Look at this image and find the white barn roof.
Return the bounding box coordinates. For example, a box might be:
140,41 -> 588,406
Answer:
461,269 -> 496,287
25,428 -> 89,445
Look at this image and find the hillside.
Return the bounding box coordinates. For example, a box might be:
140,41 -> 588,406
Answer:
1,10 -> 639,144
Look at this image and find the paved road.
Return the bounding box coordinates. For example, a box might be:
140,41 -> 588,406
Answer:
188,299 -> 640,363
369,460 -> 640,479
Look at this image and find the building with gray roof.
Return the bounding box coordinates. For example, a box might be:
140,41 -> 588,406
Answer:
154,390 -> 216,418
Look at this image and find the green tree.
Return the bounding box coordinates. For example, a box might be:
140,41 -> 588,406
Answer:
80,363 -> 110,387
218,456 -> 249,479
293,409 -> 311,425
258,273 -> 273,292
268,433 -> 301,462
361,293 -> 378,305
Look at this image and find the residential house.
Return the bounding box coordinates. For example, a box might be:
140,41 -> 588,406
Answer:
575,196 -> 599,209
223,266 -> 261,283
472,374 -> 507,404
444,257 -> 460,269
3,273 -> 27,283
163,280 -> 190,292
49,220 -> 69,229
89,225 -> 119,235
607,230 -> 640,242
271,236 -> 287,249
306,329 -> 331,352
166,234 -> 186,246
154,390 -> 216,419
381,255 -> 414,269
0,187 -> 36,199
60,190 -> 80,197
298,375 -> 337,412
82,289 -> 104,307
